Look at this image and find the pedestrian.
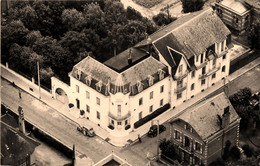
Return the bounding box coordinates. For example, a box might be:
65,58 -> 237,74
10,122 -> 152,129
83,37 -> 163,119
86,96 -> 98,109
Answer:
19,90 -> 22,99
138,134 -> 142,143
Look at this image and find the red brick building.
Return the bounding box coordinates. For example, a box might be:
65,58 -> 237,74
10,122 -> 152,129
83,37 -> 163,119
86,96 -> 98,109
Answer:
169,92 -> 240,165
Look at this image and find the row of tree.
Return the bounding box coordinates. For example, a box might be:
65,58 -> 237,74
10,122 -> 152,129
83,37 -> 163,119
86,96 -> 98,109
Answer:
1,0 -> 158,87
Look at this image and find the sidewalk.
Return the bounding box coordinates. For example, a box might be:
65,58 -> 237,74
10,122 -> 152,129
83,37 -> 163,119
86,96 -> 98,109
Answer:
1,56 -> 260,147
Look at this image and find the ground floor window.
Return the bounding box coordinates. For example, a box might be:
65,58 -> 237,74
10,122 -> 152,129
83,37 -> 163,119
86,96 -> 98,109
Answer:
118,121 -> 122,125
177,93 -> 182,99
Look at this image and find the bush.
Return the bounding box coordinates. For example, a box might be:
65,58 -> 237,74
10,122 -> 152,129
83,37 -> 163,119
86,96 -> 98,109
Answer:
133,0 -> 163,8
152,13 -> 177,26
134,103 -> 170,128
230,146 -> 241,160
125,125 -> 130,130
242,144 -> 254,157
108,125 -> 114,130
209,158 -> 225,166
181,0 -> 205,13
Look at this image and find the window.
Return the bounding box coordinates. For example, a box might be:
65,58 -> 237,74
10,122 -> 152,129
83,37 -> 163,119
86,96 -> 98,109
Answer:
86,91 -> 90,99
222,54 -> 226,60
191,71 -> 195,78
191,83 -> 195,91
179,64 -> 183,73
217,8 -> 222,17
160,99 -> 163,106
196,55 -> 199,62
221,41 -> 225,52
149,105 -> 153,112
86,75 -> 92,86
184,136 -> 190,147
76,85 -> 79,93
139,98 -> 143,105
212,73 -> 216,79
177,80 -> 183,88
76,99 -> 80,109
158,69 -> 165,80
96,97 -> 100,105
213,59 -> 216,68
222,66 -> 226,72
118,121 -> 122,125
175,130 -> 180,140
160,85 -> 164,93
148,75 -> 154,86
139,112 -> 142,120
195,142 -> 201,152
125,120 -> 128,125
86,105 -> 90,113
96,81 -> 102,92
201,79 -> 205,85
233,16 -> 238,24
185,123 -> 192,132
97,111 -> 100,119
150,91 -> 153,99
202,67 -> 206,75
177,93 -> 182,99
200,53 -> 204,63
111,120 -> 114,125
118,105 -> 121,117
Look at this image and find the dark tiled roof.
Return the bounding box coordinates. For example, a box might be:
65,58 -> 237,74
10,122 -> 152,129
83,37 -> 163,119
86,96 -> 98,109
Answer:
172,92 -> 239,140
104,47 -> 149,72
1,121 -> 39,165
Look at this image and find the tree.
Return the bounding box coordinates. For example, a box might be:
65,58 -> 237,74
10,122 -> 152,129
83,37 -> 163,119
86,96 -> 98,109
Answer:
104,0 -> 127,27
209,158 -> 225,166
230,146 -> 241,160
181,0 -> 205,13
248,21 -> 260,49
126,6 -> 143,21
242,144 -> 254,157
152,12 -> 177,26
229,87 -> 252,107
61,9 -> 86,31
1,20 -> 29,63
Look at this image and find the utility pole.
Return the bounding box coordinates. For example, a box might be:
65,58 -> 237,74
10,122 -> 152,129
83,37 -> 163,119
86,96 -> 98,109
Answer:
37,61 -> 41,99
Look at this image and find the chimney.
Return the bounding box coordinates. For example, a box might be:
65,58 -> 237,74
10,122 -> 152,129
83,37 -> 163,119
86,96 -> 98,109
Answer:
18,106 -> 25,134
222,106 -> 230,129
128,48 -> 132,65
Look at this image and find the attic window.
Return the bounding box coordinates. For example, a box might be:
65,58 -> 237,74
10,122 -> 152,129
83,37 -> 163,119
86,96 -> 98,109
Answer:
85,75 -> 92,86
137,81 -> 143,93
75,70 -> 81,80
185,123 -> 192,132
147,75 -> 154,86
105,82 -> 110,95
96,81 -> 102,92
158,69 -> 165,80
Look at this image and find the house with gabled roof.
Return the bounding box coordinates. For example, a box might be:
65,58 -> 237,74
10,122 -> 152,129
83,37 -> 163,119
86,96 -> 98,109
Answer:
168,92 -> 240,165
51,7 -> 233,136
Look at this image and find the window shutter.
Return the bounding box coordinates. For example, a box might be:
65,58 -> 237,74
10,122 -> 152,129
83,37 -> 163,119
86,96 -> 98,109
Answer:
200,144 -> 203,154
173,130 -> 176,139
180,134 -> 182,143
183,136 -> 185,146
193,142 -> 196,151
184,124 -> 187,129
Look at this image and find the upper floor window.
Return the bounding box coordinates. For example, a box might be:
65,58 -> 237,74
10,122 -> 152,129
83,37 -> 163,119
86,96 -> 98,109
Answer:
195,142 -> 202,153
118,105 -> 121,117
202,67 -> 206,75
86,91 -> 90,99
139,97 -> 143,105
185,123 -> 192,132
160,85 -> 164,93
150,91 -> 153,99
213,59 -> 216,68
149,105 -> 153,112
217,8 -> 222,17
158,69 -> 165,80
191,70 -> 195,78
196,55 -> 199,62
137,81 -> 143,93
177,80 -> 183,88
201,79 -> 206,85
139,111 -> 142,120
191,83 -> 195,91
85,75 -> 92,86
76,85 -> 79,93
97,111 -> 100,119
212,73 -> 216,79
177,93 -> 182,99
174,130 -> 181,140
222,66 -> 226,72
96,81 -> 102,92
179,64 -> 183,73
86,105 -> 90,113
222,54 -> 226,60
200,52 -> 204,63
96,97 -> 100,105
233,16 -> 239,24
105,82 -> 110,95
148,75 -> 154,86
76,69 -> 81,80
160,99 -> 163,106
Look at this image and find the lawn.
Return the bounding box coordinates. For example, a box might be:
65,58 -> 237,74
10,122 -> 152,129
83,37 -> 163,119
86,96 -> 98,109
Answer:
133,0 -> 164,8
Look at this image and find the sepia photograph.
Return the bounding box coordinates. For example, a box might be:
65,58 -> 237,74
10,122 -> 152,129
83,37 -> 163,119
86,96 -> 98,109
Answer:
1,0 -> 260,165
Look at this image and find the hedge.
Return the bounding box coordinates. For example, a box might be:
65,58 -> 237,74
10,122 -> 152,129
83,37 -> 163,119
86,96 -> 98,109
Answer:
134,103 -> 170,129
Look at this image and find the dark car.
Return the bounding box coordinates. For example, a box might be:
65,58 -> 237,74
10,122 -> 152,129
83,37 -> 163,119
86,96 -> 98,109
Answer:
77,125 -> 95,137
147,125 -> 166,137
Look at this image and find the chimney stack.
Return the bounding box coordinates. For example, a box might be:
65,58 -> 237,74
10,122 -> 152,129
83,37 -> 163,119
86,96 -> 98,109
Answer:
128,48 -> 132,65
222,106 -> 230,129
18,106 -> 25,134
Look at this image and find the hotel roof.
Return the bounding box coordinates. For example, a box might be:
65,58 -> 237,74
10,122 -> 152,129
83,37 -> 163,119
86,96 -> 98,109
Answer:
219,0 -> 250,15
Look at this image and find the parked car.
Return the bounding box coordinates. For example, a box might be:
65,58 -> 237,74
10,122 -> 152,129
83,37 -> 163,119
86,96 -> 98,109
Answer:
77,125 -> 95,137
147,125 -> 166,137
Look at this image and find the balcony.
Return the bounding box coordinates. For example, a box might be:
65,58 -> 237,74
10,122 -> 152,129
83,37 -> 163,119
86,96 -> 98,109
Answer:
173,71 -> 188,81
199,63 -> 221,79
174,83 -> 187,93
108,112 -> 131,121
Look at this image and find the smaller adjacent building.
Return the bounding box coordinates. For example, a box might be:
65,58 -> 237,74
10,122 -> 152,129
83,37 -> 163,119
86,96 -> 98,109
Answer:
168,92 -> 240,165
215,0 -> 251,33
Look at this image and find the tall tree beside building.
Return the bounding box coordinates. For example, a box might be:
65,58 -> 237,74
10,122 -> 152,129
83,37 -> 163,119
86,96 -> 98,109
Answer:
181,0 -> 205,13
248,21 -> 260,49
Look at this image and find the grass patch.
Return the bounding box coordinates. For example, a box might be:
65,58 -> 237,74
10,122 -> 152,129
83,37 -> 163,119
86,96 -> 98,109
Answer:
133,0 -> 163,8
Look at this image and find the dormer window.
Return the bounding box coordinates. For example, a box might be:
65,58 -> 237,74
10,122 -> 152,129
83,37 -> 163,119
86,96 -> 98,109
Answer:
137,81 -> 143,93
105,82 -> 110,95
75,70 -> 81,80
96,81 -> 102,92
147,75 -> 154,86
158,69 -> 165,80
85,75 -> 92,86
